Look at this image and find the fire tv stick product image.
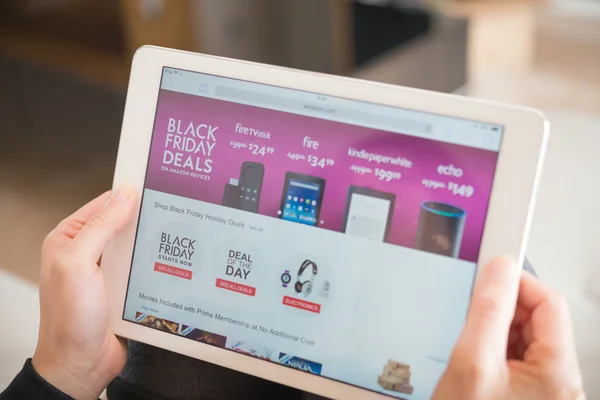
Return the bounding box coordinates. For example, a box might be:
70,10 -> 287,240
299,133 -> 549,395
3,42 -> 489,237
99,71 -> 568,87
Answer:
414,202 -> 466,258
222,178 -> 242,209
238,161 -> 265,213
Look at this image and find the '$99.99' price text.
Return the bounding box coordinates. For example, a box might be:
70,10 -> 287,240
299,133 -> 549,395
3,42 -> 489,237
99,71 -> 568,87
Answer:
375,168 -> 401,182
448,182 -> 474,198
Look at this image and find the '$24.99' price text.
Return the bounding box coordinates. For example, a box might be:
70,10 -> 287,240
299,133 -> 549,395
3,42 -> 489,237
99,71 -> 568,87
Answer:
249,144 -> 275,156
448,182 -> 474,198
375,168 -> 401,182
230,141 -> 275,156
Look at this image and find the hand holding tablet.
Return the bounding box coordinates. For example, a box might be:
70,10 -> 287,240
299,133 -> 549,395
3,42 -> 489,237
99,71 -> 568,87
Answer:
24,197 -> 584,400
97,46 -> 551,399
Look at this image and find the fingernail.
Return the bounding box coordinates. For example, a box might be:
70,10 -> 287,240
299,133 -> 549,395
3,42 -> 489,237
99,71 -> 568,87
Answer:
111,184 -> 133,203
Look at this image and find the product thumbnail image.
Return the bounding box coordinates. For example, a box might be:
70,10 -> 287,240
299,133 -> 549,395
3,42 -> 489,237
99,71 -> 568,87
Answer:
180,325 -> 227,347
278,172 -> 326,227
414,202 -> 466,258
294,260 -> 318,298
342,185 -> 396,243
222,161 -> 265,213
135,312 -> 180,334
377,360 -> 414,395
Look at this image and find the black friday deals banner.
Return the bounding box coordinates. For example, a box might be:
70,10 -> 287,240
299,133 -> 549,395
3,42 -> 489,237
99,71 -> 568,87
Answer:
161,118 -> 218,178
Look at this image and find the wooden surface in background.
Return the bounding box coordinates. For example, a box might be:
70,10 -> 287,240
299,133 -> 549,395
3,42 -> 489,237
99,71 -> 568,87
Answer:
330,0 -> 354,75
0,0 -> 198,90
120,0 -> 196,58
0,27 -> 129,90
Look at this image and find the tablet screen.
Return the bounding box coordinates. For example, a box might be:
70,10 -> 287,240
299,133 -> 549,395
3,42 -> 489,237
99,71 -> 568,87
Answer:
122,67 -> 503,399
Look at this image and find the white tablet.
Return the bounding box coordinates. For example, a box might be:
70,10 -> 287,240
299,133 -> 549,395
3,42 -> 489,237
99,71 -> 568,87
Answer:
102,46 -> 548,400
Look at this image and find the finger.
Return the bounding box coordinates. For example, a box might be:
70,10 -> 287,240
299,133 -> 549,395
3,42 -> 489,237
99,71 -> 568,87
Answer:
458,256 -> 521,362
56,191 -> 112,237
518,272 -> 575,358
42,191 -> 112,265
62,184 -> 136,265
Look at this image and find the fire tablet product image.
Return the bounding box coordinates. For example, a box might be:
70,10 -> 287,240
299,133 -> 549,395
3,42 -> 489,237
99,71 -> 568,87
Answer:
102,47 -> 548,400
279,172 -> 326,226
415,202 -> 466,258
238,161 -> 264,213
342,186 -> 396,242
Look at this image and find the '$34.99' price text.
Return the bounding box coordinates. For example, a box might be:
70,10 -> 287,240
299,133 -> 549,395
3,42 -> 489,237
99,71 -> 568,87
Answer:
307,155 -> 335,168
375,168 -> 401,182
448,182 -> 474,198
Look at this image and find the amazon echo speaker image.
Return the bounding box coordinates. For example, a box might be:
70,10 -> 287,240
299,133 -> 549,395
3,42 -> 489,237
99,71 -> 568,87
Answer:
415,202 -> 466,258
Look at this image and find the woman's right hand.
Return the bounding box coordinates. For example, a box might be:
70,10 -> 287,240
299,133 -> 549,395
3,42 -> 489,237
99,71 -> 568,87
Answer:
433,257 -> 585,400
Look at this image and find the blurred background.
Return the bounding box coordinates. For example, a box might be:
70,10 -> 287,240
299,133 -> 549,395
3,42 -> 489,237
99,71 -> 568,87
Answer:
0,0 -> 599,397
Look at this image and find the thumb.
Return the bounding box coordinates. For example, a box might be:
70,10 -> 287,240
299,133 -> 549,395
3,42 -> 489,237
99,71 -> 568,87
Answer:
65,184 -> 136,264
458,256 -> 521,362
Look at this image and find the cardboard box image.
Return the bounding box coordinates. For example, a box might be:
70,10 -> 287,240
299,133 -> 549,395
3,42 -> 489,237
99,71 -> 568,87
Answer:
377,359 -> 414,395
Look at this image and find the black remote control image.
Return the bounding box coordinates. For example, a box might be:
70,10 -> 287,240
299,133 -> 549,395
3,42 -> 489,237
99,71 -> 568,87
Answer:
238,161 -> 265,213
222,178 -> 242,209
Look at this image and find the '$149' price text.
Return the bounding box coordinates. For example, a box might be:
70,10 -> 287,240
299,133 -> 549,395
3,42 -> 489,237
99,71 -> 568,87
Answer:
448,182 -> 474,198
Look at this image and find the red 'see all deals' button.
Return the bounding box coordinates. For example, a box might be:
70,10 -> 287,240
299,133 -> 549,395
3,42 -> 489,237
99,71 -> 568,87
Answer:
215,278 -> 256,297
282,296 -> 321,314
154,262 -> 193,280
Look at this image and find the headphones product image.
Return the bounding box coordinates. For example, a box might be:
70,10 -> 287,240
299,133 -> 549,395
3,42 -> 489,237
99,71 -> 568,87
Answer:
294,260 -> 318,298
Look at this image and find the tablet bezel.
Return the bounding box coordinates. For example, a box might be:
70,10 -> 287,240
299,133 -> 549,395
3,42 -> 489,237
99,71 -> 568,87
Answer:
102,46 -> 548,400
342,185 -> 396,242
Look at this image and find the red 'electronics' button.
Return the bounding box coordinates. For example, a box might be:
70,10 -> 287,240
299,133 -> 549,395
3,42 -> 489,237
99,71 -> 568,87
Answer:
215,278 -> 256,297
154,262 -> 193,280
282,296 -> 321,314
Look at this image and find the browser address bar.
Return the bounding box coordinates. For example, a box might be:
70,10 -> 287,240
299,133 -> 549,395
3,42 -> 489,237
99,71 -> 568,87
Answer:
214,86 -> 434,136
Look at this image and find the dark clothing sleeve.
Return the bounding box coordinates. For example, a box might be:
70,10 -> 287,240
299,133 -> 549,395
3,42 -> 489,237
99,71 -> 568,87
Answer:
0,359 -> 74,400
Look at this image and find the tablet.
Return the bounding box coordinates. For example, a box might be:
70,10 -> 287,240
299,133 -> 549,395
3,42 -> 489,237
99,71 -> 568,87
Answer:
278,172 -> 326,227
102,46 -> 548,400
